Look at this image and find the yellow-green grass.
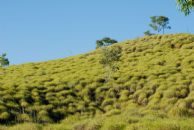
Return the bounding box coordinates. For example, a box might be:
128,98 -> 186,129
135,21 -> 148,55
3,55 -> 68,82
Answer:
1,112 -> 194,130
0,34 -> 194,129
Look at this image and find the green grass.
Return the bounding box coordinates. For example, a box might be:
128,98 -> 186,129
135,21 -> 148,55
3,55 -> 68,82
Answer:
0,34 -> 194,129
1,113 -> 194,130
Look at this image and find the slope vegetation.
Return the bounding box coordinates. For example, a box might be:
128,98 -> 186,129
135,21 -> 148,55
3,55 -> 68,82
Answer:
0,34 -> 194,129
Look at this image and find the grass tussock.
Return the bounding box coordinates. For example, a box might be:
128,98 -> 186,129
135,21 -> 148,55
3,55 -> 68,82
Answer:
0,34 -> 194,129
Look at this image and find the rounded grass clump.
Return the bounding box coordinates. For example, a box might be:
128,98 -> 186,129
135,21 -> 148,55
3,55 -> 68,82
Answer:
168,106 -> 191,118
101,118 -> 126,130
119,90 -> 130,101
1,34 -> 194,125
105,109 -> 121,116
86,119 -> 103,130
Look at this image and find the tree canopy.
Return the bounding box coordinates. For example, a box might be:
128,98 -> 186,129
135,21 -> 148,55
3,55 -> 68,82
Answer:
177,0 -> 194,15
99,46 -> 122,68
0,53 -> 9,67
96,37 -> 118,49
149,16 -> 171,34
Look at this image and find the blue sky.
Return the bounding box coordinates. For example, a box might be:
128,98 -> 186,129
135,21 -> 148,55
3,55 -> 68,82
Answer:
0,0 -> 194,65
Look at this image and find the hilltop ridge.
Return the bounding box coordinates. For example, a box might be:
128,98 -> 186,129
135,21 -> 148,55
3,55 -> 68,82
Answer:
1,34 -> 194,129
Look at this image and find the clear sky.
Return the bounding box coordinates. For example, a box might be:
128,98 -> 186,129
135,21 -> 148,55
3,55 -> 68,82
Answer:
0,0 -> 194,65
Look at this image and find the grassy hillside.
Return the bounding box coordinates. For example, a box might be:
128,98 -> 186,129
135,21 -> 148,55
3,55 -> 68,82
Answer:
1,34 -> 194,129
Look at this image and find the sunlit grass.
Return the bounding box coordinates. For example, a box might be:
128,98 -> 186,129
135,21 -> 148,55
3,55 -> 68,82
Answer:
0,34 -> 194,129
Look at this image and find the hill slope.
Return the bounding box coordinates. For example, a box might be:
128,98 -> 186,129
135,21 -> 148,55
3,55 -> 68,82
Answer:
0,34 -> 194,127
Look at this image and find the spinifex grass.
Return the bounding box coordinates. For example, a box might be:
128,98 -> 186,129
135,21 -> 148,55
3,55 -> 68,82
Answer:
0,34 -> 194,130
